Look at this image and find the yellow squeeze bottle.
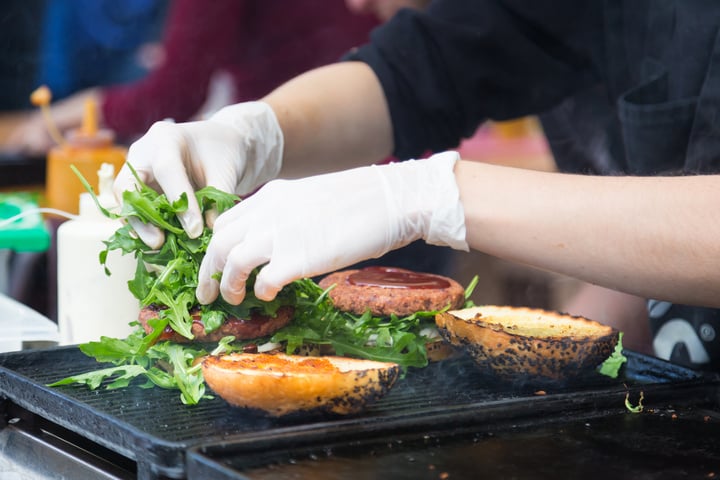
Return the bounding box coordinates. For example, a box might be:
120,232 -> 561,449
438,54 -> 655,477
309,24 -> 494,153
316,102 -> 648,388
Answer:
35,87 -> 126,215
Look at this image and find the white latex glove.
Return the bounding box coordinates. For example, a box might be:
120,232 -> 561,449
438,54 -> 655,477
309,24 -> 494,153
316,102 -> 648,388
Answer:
197,151 -> 468,305
113,101 -> 283,249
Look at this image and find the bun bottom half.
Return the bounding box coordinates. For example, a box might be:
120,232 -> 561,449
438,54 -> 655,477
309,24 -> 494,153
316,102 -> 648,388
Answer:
202,353 -> 400,416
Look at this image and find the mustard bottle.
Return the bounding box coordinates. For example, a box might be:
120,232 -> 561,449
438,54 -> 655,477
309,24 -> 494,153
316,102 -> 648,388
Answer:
32,86 -> 127,215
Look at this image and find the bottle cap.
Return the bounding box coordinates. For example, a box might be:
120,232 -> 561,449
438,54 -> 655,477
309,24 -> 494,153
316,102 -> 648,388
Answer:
78,163 -> 119,218
65,97 -> 115,148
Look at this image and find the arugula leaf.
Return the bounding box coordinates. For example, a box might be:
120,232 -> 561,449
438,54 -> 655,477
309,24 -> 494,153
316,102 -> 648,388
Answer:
598,332 -> 628,378
55,323 -> 212,404
121,189 -> 185,234
197,185 -> 240,213
464,275 -> 478,304
48,365 -> 148,390
153,289 -> 195,340
149,342 -> 210,404
625,391 -> 644,413
270,278 -> 463,369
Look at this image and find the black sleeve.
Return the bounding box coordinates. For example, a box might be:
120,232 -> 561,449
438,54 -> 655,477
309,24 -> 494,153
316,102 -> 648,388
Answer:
346,0 -> 604,159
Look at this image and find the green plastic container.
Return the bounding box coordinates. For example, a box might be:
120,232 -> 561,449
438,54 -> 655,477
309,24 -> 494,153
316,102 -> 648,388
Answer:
0,192 -> 50,252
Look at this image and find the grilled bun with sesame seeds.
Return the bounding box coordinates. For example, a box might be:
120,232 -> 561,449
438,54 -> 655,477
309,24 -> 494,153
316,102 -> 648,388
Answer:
201,353 -> 400,416
436,306 -> 619,383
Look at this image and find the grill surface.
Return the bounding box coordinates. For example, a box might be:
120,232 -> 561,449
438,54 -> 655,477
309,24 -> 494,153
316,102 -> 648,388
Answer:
188,402 -> 720,480
0,346 -> 716,479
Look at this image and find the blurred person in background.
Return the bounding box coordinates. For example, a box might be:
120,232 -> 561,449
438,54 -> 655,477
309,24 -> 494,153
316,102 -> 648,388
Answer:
0,0 -> 169,147
345,0 -> 430,21
35,0 -> 170,101
3,0 -> 379,153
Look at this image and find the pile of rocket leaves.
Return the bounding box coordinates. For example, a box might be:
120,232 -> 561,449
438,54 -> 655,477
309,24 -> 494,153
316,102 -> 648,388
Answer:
49,166 -> 478,405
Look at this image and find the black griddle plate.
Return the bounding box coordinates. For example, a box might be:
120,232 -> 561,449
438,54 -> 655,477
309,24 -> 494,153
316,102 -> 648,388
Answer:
188,401 -> 720,480
0,346 -> 716,479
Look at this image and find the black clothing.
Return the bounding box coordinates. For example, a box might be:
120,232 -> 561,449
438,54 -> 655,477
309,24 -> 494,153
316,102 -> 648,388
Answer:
349,0 -> 720,370
351,0 -> 601,160
350,0 -> 720,175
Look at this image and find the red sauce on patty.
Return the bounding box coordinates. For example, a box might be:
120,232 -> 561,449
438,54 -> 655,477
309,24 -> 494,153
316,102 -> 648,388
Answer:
347,266 -> 451,290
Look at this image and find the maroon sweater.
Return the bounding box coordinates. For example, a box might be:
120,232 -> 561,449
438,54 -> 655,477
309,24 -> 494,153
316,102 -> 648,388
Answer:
102,0 -> 378,141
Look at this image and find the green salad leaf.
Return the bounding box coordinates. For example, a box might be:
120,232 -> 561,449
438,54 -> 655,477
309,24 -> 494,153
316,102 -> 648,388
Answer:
624,391 -> 644,413
272,278 -> 441,369
598,332 -> 628,378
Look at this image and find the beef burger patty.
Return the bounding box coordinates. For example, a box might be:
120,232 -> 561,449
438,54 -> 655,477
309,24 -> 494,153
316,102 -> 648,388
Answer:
318,266 -> 465,317
138,305 -> 295,343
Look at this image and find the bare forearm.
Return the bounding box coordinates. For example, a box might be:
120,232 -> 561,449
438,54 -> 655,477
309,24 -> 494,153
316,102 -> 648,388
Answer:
263,62 -> 393,175
457,160 -> 720,307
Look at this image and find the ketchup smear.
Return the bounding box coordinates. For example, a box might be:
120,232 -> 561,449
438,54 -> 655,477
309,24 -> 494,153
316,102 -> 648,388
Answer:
347,266 -> 449,289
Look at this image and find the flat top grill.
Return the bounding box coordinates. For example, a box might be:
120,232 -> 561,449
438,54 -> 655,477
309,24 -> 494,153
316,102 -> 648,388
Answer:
0,346 -> 717,479
190,406 -> 720,480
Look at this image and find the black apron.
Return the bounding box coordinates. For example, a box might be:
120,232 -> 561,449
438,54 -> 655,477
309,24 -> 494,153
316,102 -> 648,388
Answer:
539,0 -> 720,370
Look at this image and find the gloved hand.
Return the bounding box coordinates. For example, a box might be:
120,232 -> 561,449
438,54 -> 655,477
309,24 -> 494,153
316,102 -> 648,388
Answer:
196,151 -> 469,305
113,101 -> 283,249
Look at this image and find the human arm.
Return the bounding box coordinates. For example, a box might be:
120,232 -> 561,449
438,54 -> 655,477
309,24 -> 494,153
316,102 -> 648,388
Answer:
456,160 -> 720,307
266,61 -> 394,174
5,58 -> 387,161
3,88 -> 101,155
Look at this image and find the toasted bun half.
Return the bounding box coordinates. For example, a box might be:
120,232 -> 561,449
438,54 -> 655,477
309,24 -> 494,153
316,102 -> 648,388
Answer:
435,306 -> 619,382
202,353 -> 400,416
425,337 -> 458,362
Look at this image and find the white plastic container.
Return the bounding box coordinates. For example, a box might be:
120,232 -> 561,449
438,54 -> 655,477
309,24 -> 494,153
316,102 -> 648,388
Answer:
57,164 -> 139,344
0,292 -> 59,352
